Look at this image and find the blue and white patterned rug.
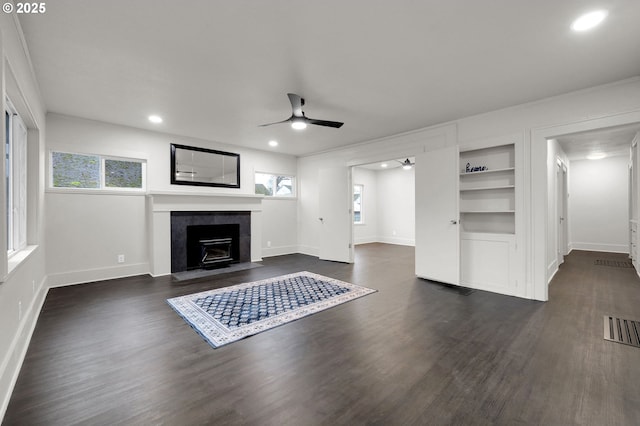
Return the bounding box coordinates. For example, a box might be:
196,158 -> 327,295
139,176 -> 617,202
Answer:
167,271 -> 376,348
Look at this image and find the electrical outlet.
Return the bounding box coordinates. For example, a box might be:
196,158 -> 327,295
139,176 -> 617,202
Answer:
18,301 -> 22,321
267,241 -> 271,248
393,230 -> 397,236
32,280 -> 35,293
117,254 -> 125,264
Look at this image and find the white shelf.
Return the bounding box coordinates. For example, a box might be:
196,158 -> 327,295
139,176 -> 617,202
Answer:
460,185 -> 515,192
460,167 -> 515,176
459,143 -> 516,235
461,210 -> 515,214
461,231 -> 516,239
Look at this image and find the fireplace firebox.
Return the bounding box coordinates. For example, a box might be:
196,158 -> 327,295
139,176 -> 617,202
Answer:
199,237 -> 233,268
186,224 -> 239,270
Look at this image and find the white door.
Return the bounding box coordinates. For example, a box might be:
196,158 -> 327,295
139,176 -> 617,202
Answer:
318,167 -> 354,263
415,146 -> 459,284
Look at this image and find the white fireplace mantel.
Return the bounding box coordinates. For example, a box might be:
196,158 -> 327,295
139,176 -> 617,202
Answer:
147,191 -> 264,212
146,191 -> 264,276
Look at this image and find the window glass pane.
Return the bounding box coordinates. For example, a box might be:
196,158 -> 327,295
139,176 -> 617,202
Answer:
354,184 -> 363,223
105,159 -> 143,188
275,176 -> 293,195
6,111 -> 11,251
255,172 -> 274,196
255,172 -> 295,197
52,152 -> 100,188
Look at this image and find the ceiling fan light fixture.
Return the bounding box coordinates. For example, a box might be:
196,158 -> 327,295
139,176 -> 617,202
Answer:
401,158 -> 413,170
291,119 -> 307,130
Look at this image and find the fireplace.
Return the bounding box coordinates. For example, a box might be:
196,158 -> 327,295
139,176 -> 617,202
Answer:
171,211 -> 251,273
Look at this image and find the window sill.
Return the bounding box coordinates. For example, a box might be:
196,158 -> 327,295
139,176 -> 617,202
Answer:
261,196 -> 298,201
46,188 -> 146,196
7,245 -> 39,277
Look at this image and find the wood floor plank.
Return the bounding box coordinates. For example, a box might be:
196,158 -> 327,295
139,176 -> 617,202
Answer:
3,245 -> 640,425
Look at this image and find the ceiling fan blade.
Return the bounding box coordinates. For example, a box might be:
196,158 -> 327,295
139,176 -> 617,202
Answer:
287,93 -> 304,117
258,116 -> 292,127
307,118 -> 344,128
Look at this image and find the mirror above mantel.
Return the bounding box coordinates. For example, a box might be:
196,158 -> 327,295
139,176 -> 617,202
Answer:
170,143 -> 240,188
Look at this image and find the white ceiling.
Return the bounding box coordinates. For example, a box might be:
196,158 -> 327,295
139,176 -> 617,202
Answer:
358,157 -> 415,171
18,1 -> 640,156
555,123 -> 640,160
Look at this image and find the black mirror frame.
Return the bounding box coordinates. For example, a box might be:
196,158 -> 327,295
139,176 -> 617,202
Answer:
170,143 -> 240,188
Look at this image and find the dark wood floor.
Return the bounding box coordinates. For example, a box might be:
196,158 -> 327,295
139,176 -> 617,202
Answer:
4,245 -> 640,425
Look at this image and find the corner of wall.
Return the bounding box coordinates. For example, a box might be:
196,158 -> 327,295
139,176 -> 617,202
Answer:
0,275 -> 48,421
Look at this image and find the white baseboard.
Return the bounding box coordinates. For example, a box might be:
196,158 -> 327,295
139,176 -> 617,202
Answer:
547,257 -> 559,284
47,262 -> 149,288
354,237 -> 377,245
377,236 -> 415,246
261,245 -> 297,258
0,276 -> 48,421
355,238 -> 415,247
570,242 -> 629,254
297,245 -> 319,257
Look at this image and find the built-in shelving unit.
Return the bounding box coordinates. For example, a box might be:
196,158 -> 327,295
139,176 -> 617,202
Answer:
459,142 -> 518,295
459,144 -> 515,234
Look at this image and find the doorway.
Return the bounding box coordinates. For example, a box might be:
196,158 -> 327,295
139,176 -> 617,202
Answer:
351,157 -> 416,250
550,123 -> 640,276
532,111 -> 640,301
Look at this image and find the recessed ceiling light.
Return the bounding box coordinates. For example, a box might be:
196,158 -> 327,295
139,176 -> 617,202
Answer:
571,10 -> 608,32
587,152 -> 606,160
380,163 -> 388,168
148,115 -> 163,124
268,140 -> 278,147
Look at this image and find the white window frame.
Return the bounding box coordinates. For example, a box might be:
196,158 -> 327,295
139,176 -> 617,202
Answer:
254,171 -> 296,198
6,98 -> 27,257
354,184 -> 364,224
49,150 -> 147,192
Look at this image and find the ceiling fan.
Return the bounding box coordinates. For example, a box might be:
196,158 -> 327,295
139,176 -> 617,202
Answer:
259,93 -> 344,130
398,158 -> 414,170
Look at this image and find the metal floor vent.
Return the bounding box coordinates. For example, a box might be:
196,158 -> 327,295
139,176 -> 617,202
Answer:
594,259 -> 633,268
603,315 -> 640,348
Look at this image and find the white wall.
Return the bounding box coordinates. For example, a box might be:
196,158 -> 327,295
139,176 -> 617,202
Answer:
353,167 -> 378,244
299,77 -> 640,301
547,139 -> 569,279
45,114 -> 298,285
569,155 -> 629,253
352,165 -> 415,246
297,125 -> 454,257
0,14 -> 48,419
377,167 -> 415,245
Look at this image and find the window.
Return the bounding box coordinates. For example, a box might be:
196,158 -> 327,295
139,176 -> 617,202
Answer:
255,172 -> 295,197
51,151 -> 146,191
353,184 -> 363,224
6,98 -> 27,255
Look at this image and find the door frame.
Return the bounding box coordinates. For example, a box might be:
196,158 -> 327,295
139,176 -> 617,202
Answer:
531,109 -> 640,301
556,159 -> 568,266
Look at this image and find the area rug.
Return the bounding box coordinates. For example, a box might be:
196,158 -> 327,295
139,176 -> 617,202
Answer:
167,271 -> 376,348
